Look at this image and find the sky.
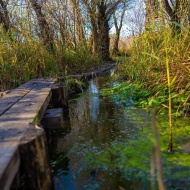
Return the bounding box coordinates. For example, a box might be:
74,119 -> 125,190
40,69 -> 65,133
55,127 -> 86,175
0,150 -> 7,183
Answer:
110,0 -> 146,37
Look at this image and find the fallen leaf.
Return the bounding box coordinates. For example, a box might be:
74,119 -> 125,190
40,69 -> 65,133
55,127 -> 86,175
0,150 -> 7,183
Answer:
21,92 -> 27,95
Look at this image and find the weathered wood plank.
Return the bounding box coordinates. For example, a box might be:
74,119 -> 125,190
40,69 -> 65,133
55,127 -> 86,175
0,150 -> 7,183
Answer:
0,78 -> 55,116
58,63 -> 115,81
0,124 -> 24,190
0,89 -> 31,116
0,145 -> 20,190
0,78 -> 56,189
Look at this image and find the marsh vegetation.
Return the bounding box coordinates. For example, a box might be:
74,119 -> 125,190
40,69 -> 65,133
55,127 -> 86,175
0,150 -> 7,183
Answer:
1,0 -> 190,189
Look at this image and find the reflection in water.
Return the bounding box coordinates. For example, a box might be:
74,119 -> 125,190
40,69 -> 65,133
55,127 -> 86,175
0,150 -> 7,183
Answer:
47,75 -> 151,190
47,75 -> 190,190
89,80 -> 99,123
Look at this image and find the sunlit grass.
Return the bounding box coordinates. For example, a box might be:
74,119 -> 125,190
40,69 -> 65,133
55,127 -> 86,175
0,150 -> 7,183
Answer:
108,25 -> 190,113
0,28 -> 102,90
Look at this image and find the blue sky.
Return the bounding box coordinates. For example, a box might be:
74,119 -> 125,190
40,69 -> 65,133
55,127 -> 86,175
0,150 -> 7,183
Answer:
110,0 -> 146,37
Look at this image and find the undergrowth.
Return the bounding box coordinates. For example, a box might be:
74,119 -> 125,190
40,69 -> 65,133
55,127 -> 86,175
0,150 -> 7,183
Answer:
0,28 -> 101,90
106,26 -> 190,113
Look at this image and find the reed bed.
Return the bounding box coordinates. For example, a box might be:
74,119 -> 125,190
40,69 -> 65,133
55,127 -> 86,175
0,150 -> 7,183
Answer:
117,26 -> 190,112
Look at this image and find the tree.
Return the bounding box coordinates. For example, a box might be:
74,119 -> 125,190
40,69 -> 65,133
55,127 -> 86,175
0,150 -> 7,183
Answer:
0,0 -> 11,32
112,1 -> 126,54
0,0 -> 126,60
163,0 -> 190,33
70,0 -> 85,45
30,0 -> 55,51
97,0 -> 110,60
82,0 -> 121,60
163,0 -> 181,33
83,0 -> 99,55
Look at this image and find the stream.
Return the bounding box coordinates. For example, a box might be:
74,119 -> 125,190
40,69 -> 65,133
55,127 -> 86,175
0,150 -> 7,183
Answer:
47,74 -> 190,190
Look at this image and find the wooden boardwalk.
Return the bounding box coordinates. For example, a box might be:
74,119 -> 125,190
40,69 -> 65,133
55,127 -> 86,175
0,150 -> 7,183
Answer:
0,63 -> 115,189
0,78 -> 56,190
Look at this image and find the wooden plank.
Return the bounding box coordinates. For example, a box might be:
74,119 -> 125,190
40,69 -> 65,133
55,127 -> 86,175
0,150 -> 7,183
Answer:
0,144 -> 20,190
58,63 -> 115,81
0,90 -> 52,123
0,89 -> 31,116
0,124 -> 24,190
0,78 -> 55,116
0,78 -> 56,189
0,102 -> 14,115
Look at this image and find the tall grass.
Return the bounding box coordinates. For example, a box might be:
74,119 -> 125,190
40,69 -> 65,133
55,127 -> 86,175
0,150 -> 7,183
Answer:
163,28 -> 173,152
0,39 -> 57,89
56,44 -> 102,75
112,21 -> 190,155
118,25 -> 190,112
0,28 -> 101,90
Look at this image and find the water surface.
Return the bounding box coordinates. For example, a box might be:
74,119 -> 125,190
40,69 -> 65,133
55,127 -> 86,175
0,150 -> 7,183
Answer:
47,74 -> 190,190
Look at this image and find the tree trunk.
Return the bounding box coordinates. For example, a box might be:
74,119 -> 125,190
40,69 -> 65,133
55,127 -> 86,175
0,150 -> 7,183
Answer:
70,0 -> 85,45
112,1 -> 126,54
30,0 -> 55,52
163,0 -> 181,34
84,0 -> 100,54
112,32 -> 120,54
92,29 -> 100,54
0,0 -> 11,32
97,0 -> 110,60
82,0 -> 120,60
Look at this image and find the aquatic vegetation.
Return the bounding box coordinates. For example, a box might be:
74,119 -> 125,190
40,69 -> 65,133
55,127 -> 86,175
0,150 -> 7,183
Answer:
101,81 -> 167,109
67,113 -> 190,188
48,75 -> 190,190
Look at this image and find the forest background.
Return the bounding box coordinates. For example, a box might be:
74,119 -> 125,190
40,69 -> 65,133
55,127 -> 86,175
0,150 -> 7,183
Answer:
0,0 -> 190,117
1,1 -> 190,184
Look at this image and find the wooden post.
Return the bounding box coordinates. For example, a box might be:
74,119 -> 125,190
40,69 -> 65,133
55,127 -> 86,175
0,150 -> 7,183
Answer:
51,85 -> 68,109
41,108 -> 64,128
19,124 -> 52,190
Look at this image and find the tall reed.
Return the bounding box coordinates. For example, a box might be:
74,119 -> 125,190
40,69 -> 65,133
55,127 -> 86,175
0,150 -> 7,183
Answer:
164,29 -> 173,152
116,9 -> 190,153
119,25 -> 190,110
0,28 -> 101,90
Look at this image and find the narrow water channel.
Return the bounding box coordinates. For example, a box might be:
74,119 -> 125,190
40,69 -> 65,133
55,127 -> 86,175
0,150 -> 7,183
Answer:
47,74 -> 190,190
